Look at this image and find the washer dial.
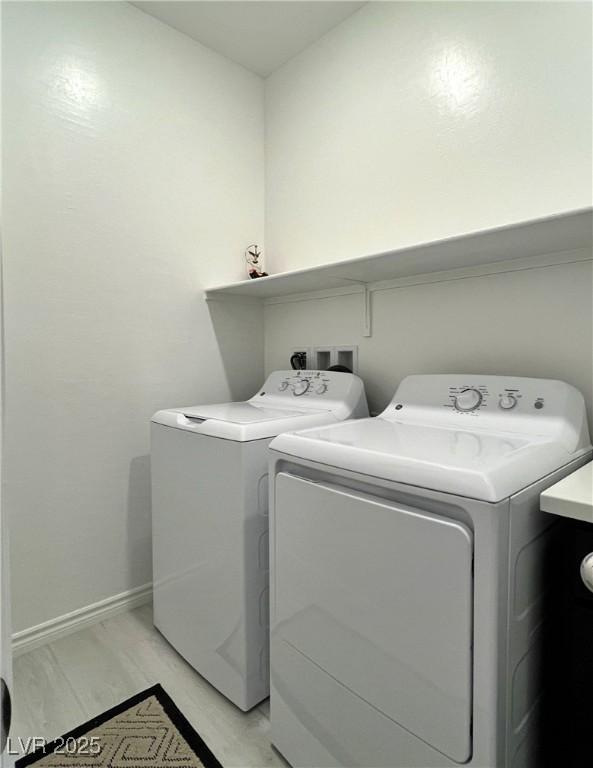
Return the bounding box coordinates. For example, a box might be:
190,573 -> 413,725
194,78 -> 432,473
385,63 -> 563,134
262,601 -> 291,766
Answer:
315,382 -> 328,395
292,379 -> 310,396
454,388 -> 482,412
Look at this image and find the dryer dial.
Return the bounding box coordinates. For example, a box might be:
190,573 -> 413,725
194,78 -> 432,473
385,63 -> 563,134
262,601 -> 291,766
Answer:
454,388 -> 482,412
499,394 -> 517,410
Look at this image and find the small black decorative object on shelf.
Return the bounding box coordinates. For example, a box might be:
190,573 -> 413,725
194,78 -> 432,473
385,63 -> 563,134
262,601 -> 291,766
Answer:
245,244 -> 268,279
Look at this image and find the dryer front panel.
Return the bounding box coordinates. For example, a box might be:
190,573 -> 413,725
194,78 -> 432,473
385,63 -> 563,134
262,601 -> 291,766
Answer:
272,472 -> 474,763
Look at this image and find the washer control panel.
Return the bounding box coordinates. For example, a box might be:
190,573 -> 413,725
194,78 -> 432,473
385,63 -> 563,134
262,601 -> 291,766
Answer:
254,370 -> 361,404
275,371 -> 332,398
251,370 -> 368,418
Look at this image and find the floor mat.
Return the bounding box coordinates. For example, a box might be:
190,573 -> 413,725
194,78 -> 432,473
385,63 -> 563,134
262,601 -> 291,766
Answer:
15,684 -> 223,767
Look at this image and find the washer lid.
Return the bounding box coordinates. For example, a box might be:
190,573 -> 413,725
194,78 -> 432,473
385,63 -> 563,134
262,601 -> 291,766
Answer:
181,402 -> 308,424
152,402 -> 337,442
270,418 -> 586,501
151,369 -> 368,442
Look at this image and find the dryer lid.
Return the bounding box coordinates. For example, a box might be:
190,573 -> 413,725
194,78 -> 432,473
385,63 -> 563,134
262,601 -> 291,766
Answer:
273,473 -> 474,762
270,419 -> 569,501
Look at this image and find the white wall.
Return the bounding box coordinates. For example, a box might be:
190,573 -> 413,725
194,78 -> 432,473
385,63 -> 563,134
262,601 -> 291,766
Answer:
264,1 -> 592,449
4,0 -> 592,635
265,1 -> 592,272
3,1 -> 264,633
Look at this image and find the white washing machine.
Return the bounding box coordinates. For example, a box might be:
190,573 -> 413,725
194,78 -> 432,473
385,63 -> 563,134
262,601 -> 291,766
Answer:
151,370 -> 368,711
268,374 -> 592,768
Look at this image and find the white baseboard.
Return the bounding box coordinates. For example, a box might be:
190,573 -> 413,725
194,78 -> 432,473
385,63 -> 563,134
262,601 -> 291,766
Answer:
12,583 -> 153,657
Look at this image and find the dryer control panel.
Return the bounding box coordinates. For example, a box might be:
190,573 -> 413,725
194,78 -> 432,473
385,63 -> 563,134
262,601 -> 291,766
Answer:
385,374 -> 589,451
445,382 -> 532,414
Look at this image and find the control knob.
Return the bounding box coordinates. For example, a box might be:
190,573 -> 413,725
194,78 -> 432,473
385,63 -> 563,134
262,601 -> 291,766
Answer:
278,381 -> 289,391
454,388 -> 482,412
499,394 -> 517,410
314,383 -> 328,395
581,553 -> 593,594
292,379 -> 310,396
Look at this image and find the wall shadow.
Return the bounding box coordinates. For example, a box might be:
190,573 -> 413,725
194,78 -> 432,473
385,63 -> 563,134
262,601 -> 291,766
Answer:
206,298 -> 265,400
127,454 -> 152,588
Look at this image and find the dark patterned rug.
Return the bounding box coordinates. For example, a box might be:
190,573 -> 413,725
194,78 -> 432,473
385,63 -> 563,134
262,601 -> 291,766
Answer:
15,684 -> 223,767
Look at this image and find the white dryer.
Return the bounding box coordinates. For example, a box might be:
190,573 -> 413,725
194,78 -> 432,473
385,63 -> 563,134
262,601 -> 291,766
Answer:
268,374 -> 592,767
151,370 -> 367,711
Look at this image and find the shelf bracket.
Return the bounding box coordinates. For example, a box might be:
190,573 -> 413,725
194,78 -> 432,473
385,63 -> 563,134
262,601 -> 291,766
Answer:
363,284 -> 372,337
329,276 -> 373,338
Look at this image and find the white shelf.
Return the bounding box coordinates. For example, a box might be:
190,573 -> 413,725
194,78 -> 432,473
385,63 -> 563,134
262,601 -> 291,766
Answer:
540,462 -> 593,524
205,208 -> 592,301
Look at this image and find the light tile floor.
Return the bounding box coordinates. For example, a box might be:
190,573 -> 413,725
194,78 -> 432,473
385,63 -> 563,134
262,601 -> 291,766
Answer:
11,604 -> 286,767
